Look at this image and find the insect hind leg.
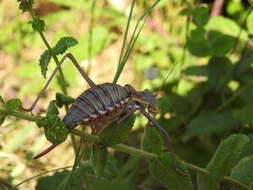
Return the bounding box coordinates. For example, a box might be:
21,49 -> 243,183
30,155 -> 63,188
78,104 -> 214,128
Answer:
22,53 -> 96,112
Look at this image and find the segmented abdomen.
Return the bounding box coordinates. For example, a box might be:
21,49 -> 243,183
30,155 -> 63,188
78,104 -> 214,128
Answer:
63,83 -> 130,129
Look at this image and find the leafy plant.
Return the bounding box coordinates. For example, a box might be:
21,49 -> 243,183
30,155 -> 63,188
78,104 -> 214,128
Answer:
1,0 -> 253,190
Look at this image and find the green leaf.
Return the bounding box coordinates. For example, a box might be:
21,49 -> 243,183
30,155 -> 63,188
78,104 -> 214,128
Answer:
247,11 -> 253,34
30,18 -> 45,32
39,50 -> 51,78
240,134 -> 253,158
198,134 -> 249,190
190,28 -> 206,43
36,169 -> 85,190
207,30 -> 236,56
91,145 -> 108,178
207,56 -> 233,90
235,49 -> 253,76
179,7 -> 193,16
230,157 -> 253,189
6,98 -> 22,111
47,100 -> 59,115
99,114 -> 136,146
206,16 -> 248,41
187,29 -> 210,57
109,178 -> 136,190
185,111 -> 236,139
17,0 -> 34,12
192,4 -> 209,27
149,153 -> 193,190
141,127 -> 163,155
226,0 -> 243,16
36,171 -> 69,190
56,93 -> 75,108
232,106 -> 253,124
42,101 -> 68,144
53,36 -> 78,55
85,178 -> 110,190
43,114 -> 68,144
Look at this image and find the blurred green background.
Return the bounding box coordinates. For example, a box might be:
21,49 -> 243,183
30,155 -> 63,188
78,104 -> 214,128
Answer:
1,0 -> 253,189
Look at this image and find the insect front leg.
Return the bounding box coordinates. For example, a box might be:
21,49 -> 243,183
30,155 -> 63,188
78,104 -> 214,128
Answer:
22,53 -> 96,112
137,106 -> 186,176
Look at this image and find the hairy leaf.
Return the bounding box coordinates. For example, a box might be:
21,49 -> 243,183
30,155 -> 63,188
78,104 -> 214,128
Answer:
185,111 -> 235,139
6,98 -> 22,111
43,114 -> 68,144
141,127 -> 163,155
53,36 -> 78,55
29,18 -> 45,32
91,145 -> 108,178
42,100 -> 68,144
47,100 -> 59,115
39,50 -> 51,78
198,134 -> 249,190
17,0 -> 34,12
56,93 -> 75,108
149,153 -> 193,190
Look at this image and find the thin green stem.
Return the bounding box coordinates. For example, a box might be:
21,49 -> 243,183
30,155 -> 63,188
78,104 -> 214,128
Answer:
28,10 -> 67,96
215,77 -> 253,113
0,108 -> 41,123
11,166 -> 73,190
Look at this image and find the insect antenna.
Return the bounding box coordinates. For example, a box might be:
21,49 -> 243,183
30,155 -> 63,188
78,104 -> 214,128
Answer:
154,62 -> 180,98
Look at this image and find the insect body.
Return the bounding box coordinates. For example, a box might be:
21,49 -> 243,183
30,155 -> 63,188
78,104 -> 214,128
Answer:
64,83 -> 159,131
27,53 -> 184,175
63,83 -> 131,130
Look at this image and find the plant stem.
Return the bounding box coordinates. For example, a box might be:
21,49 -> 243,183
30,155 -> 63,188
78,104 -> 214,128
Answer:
0,108 -> 41,123
28,10 -> 67,96
11,166 -> 73,190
